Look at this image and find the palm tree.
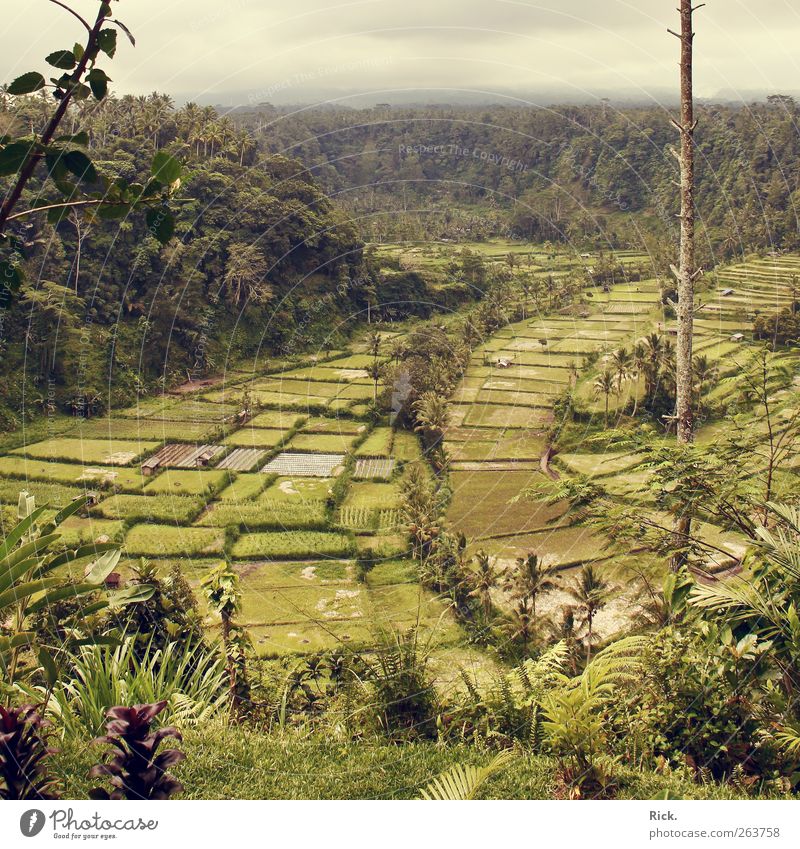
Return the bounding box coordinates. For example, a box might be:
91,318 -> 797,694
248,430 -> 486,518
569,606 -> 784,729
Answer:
502,597 -> 536,654
630,341 -> 647,417
223,243 -> 271,305
468,550 -> 498,621
206,123 -> 223,157
505,552 -> 556,618
593,369 -> 616,426
567,564 -> 610,664
610,347 -> 631,411
180,101 -> 203,142
368,332 -> 382,402
641,332 -> 666,399
236,129 -> 255,165
413,391 -> 449,452
692,353 -> 717,408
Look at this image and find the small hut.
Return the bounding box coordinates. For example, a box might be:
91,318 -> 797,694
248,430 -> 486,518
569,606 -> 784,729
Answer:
493,355 -> 514,369
141,456 -> 161,476
195,448 -> 216,468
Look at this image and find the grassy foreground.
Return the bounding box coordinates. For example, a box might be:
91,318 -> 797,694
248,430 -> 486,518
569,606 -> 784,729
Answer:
52,727 -> 771,800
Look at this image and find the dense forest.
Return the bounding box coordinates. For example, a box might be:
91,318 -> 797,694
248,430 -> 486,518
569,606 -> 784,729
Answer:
0,94 -> 372,426
242,98 -> 800,254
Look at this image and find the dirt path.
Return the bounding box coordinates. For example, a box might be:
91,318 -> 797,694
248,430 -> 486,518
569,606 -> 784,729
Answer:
540,445 -> 560,480
168,373 -> 228,395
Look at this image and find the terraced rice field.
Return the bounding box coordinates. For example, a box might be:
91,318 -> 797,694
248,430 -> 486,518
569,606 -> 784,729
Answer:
700,255 -> 800,322
447,271 -> 662,483
10,250 -> 796,659
0,332 -> 448,659
445,252 -> 800,633
216,448 -> 267,472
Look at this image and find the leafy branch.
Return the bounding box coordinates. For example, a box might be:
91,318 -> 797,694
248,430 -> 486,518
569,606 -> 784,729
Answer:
0,1 -> 180,299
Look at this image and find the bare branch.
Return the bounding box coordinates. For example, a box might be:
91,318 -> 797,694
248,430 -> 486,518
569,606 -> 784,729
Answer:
47,0 -> 91,32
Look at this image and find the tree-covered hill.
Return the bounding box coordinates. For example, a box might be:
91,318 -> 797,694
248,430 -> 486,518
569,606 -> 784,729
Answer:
240,99 -> 800,254
0,94 -> 376,426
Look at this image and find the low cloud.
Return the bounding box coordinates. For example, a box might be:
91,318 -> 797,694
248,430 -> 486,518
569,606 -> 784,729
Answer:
1,0 -> 799,105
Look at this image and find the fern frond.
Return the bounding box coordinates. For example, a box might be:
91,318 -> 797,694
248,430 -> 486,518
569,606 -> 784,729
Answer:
419,749 -> 515,800
773,723 -> 800,760
576,635 -> 649,690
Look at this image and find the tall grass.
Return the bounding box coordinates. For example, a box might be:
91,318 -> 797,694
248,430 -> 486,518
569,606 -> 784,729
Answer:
42,638 -> 229,740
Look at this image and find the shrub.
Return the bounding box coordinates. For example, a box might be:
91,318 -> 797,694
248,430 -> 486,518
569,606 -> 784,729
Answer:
612,629 -> 775,780
0,495 -> 153,698
45,638 -> 227,740
365,627 -> 438,741
0,705 -> 59,800
117,560 -> 205,653
89,702 -> 185,800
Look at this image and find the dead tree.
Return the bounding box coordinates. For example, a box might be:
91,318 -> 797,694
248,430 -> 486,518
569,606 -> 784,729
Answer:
668,1 -> 704,567
669,0 -> 704,444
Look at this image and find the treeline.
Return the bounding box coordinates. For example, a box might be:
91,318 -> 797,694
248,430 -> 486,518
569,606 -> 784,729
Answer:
239,98 -> 800,254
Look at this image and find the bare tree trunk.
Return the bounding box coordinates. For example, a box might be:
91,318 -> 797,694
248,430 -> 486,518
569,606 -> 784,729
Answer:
670,0 -> 703,569
673,0 -> 700,444
71,212 -> 83,295
221,612 -> 239,720
586,614 -> 593,664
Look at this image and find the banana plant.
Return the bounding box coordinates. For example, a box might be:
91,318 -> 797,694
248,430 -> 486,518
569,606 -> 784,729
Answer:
1,493 -> 153,705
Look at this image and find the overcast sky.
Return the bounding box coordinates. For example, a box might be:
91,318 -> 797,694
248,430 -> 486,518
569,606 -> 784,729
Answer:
4,0 -> 800,106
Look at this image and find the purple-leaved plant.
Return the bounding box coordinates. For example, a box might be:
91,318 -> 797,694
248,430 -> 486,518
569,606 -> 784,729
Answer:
89,701 -> 185,800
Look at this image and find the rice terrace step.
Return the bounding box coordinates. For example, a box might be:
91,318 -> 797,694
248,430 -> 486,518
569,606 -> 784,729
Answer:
216,447 -> 268,471
261,452 -> 346,477
141,443 -> 225,473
